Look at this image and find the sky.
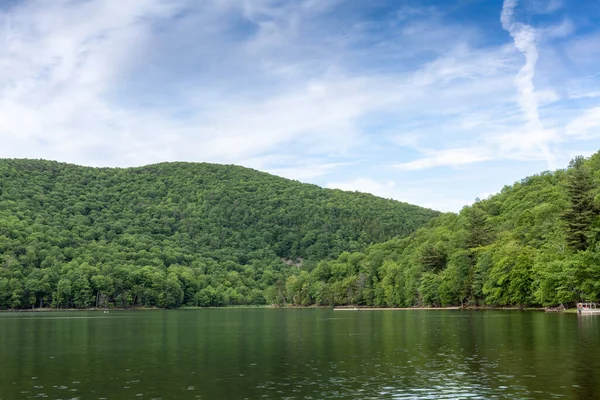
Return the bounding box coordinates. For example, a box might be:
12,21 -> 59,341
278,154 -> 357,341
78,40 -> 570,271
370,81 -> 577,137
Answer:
1,0 -> 599,212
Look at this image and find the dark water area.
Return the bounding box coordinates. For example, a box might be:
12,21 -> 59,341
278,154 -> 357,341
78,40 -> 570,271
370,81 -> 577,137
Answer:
1,309 -> 599,399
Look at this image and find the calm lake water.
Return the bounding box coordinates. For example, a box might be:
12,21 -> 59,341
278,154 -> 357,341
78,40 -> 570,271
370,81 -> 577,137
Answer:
0,309 -> 599,399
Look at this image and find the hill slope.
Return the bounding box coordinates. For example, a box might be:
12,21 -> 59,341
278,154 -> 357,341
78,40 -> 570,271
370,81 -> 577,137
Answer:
281,153 -> 600,308
0,159 -> 438,309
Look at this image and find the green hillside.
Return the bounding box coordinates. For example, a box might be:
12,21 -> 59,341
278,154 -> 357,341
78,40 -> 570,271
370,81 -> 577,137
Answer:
0,159 -> 438,309
282,153 -> 600,308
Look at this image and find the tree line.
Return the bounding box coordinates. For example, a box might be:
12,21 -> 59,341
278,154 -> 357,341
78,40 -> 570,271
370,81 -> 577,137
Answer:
271,154 -> 600,308
2,153 -> 598,310
0,159 -> 437,309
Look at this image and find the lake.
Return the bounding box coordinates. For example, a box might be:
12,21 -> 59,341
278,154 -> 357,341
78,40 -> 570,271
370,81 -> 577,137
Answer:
0,309 -> 599,399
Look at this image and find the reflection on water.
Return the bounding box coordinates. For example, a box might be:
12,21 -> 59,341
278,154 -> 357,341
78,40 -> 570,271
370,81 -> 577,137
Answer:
0,309 -> 599,399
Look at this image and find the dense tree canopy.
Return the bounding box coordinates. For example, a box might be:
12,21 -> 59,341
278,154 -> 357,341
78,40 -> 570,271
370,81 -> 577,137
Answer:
0,159 -> 438,309
4,153 -> 600,310
275,152 -> 600,308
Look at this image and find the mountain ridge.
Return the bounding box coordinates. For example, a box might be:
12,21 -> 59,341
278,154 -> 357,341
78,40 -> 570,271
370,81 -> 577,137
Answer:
0,158 -> 438,309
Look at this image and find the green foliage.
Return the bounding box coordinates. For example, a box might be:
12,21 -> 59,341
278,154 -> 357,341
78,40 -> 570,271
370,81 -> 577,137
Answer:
463,206 -> 493,249
562,156 -> 596,251
4,153 -> 600,310
438,249 -> 471,306
273,153 -> 600,308
0,159 -> 437,309
419,273 -> 441,306
482,241 -> 534,306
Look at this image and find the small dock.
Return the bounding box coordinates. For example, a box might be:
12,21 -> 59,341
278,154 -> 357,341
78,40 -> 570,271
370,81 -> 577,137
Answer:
577,303 -> 600,315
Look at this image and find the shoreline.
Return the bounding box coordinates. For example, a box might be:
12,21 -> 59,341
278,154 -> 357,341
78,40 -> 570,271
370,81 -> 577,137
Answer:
333,306 -> 546,311
0,307 -> 159,313
334,307 -> 461,311
1,305 -> 553,313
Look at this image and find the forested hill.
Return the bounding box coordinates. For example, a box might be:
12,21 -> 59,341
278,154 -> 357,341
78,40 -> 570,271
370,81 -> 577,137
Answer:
0,159 -> 438,309
279,153 -> 600,308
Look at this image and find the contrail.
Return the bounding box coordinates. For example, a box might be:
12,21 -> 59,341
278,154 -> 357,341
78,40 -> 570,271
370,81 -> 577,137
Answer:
501,0 -> 555,166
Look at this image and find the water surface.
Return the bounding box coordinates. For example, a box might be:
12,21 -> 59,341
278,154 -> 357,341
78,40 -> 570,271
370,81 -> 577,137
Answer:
1,309 -> 599,399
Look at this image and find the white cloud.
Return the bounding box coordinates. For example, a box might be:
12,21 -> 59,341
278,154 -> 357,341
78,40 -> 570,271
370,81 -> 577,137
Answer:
0,0 -> 523,170
243,155 -> 354,181
327,178 -> 397,199
567,73 -> 600,99
0,0 -> 186,164
326,177 -> 470,212
395,0 -> 564,173
565,107 -> 600,139
539,18 -> 574,40
417,43 -> 516,84
526,0 -> 563,14
394,147 -> 491,171
185,77 -> 383,162
568,91 -> 600,99
0,0 -> 599,212
387,133 -> 421,148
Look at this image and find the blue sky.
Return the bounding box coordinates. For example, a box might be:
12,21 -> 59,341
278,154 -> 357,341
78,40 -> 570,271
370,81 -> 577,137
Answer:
1,0 -> 599,211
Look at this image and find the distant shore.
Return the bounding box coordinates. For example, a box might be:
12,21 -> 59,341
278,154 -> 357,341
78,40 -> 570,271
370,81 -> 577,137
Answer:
334,306 -> 461,311
0,305 -> 555,313
0,307 -> 157,313
0,305 -> 273,313
333,305 -> 547,311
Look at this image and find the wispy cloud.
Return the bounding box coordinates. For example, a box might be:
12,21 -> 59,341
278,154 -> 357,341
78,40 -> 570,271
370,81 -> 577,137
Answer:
395,147 -> 491,171
0,0 -> 514,168
0,0 -> 186,164
394,0 -> 565,172
0,0 -> 598,211
326,177 -> 474,212
566,107 -> 600,139
526,0 -> 563,14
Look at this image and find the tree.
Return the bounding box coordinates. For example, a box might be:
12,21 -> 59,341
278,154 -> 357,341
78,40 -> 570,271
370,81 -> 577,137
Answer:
419,273 -> 441,306
0,277 -> 10,309
162,275 -> 184,308
52,279 -> 72,308
417,243 -> 447,272
438,250 -> 472,306
0,158 -> 438,310
91,275 -> 114,308
72,275 -> 93,308
263,286 -> 281,307
380,261 -> 405,307
9,278 -> 24,309
25,268 -> 53,308
5,154 -> 600,310
562,156 -> 596,252
463,206 -> 492,249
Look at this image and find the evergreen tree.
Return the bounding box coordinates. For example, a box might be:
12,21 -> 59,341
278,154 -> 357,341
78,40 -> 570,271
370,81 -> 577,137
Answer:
464,206 -> 492,249
562,156 -> 596,252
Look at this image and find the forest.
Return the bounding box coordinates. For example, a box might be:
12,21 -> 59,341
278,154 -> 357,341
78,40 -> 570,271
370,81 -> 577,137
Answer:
275,153 -> 600,308
0,159 -> 437,309
1,152 -> 599,310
